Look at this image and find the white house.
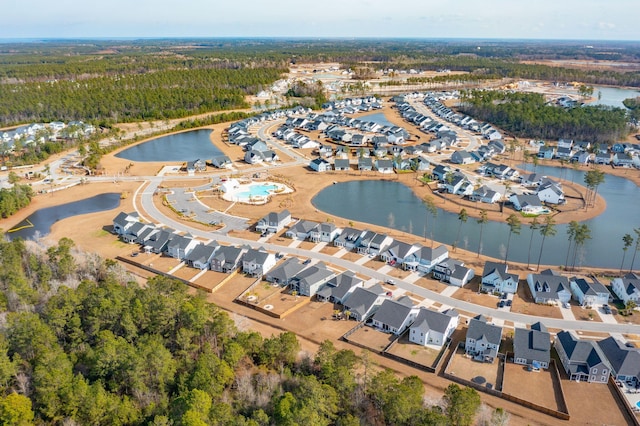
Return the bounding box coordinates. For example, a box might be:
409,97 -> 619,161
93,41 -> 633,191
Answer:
371,296 -> 420,335
537,178 -> 565,205
432,258 -> 474,287
570,276 -> 611,307
409,308 -> 459,348
611,273 -> 640,305
510,194 -> 546,215
309,158 -> 332,172
481,262 -> 519,294
465,315 -> 503,363
242,248 -> 276,277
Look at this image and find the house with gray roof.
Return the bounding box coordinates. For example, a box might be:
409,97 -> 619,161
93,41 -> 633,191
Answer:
309,222 -> 341,243
211,155 -> 232,169
470,185 -> 501,204
570,276 -> 610,307
144,229 -> 176,254
380,240 -> 419,266
255,210 -> 291,234
265,257 -> 306,286
514,322 -> 551,370
242,248 -> 276,277
334,158 -> 351,171
375,159 -> 394,174
537,178 -> 564,205
134,223 -> 159,245
432,258 -> 474,287
371,296 -> 419,335
527,270 -> 571,305
210,245 -> 245,273
185,242 -> 220,269
285,220 -> 319,240
520,172 -> 545,187
402,244 -> 449,273
611,273 -> 640,304
316,271 -> 364,304
358,157 -> 373,171
289,262 -> 335,297
465,315 -> 503,363
309,157 -> 332,172
121,221 -> 154,244
554,331 -> 611,383
343,284 -> 387,321
481,262 -> 519,294
509,194 -> 545,215
167,234 -> 200,260
334,227 -> 365,250
112,211 -> 140,236
409,308 -> 459,348
597,336 -> 640,386
450,150 -> 475,165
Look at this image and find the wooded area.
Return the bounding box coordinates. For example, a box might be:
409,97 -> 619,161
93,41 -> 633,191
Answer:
0,237 -> 489,425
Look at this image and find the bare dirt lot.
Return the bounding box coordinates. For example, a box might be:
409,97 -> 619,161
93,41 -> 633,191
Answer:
385,334 -> 443,369
345,326 -> 396,353
502,362 -> 564,413
446,347 -> 501,391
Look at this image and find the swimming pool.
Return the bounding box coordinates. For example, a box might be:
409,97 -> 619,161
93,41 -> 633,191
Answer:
221,181 -> 292,204
237,184 -> 279,198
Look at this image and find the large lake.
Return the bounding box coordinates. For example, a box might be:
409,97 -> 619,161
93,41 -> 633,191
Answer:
115,129 -> 223,162
591,86 -> 640,109
313,167 -> 640,269
7,193 -> 121,241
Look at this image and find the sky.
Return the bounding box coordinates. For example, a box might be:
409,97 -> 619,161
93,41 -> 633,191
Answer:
2,0 -> 639,41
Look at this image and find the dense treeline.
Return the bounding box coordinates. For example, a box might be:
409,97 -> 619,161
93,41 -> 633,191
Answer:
0,67 -> 284,126
0,184 -> 33,218
0,237 -> 489,425
623,97 -> 640,121
460,90 -> 630,142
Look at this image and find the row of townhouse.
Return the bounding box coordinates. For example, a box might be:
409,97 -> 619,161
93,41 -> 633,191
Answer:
310,156 -> 428,174
537,139 -> 640,168
423,93 -> 498,138
1,121 -> 95,149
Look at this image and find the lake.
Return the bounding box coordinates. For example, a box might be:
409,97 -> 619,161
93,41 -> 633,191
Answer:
591,86 -> 640,109
361,112 -> 396,127
312,169 -> 640,269
7,193 -> 121,241
115,129 -> 223,162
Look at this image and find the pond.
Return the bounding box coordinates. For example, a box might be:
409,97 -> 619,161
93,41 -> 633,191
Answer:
115,129 -> 223,162
7,193 -> 121,241
312,170 -> 640,269
360,112 -> 396,127
591,86 -> 640,109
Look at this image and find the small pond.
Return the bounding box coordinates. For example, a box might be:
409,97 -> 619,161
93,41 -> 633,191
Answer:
360,112 -> 396,127
312,170 -> 640,269
115,129 -> 223,162
591,86 -> 640,109
7,193 -> 121,240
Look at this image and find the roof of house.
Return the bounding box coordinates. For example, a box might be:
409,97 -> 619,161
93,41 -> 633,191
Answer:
618,275 -> 640,296
334,159 -> 350,168
113,211 -> 139,228
372,297 -> 415,330
344,285 -> 384,317
185,242 -> 219,264
597,336 -> 640,378
324,271 -> 363,300
266,257 -> 306,282
243,248 -> 271,265
482,261 -> 519,282
261,209 -> 290,225
292,261 -> 334,287
571,277 -> 609,297
288,220 -> 319,235
514,322 -> 551,364
413,244 -> 448,262
213,245 -> 244,263
167,234 -> 195,251
385,240 -> 418,259
556,331 -> 610,375
411,307 -> 458,335
529,272 -> 570,296
466,315 -> 502,345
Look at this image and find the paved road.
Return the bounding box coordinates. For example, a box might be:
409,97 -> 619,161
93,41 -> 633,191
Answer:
138,177 -> 640,335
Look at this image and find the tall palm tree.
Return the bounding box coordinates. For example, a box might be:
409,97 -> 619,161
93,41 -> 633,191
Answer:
476,210 -> 488,258
630,228 -> 640,273
526,217 -> 540,269
564,221 -> 580,270
504,213 -> 521,265
536,216 -> 557,271
620,233 -> 634,274
571,223 -> 592,270
454,208 -> 468,252
423,195 -> 438,248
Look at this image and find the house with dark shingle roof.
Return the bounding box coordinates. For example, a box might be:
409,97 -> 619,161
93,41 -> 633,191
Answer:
309,222 -> 341,243
285,220 -> 319,240
290,261 -> 335,297
433,258 -> 474,287
509,194 -> 545,214
343,284 -> 387,321
409,308 -> 459,348
402,244 -> 449,273
242,248 -> 276,277
185,242 -> 219,270
380,240 -> 419,266
465,315 -> 503,363
166,234 -> 200,260
144,229 -> 176,254
554,331 -> 611,383
611,273 -> 640,304
112,211 -> 140,235
570,276 -> 610,307
316,271 -> 364,304
514,322 -> 551,369
333,227 -> 366,250
210,245 -> 245,273
265,257 -> 306,286
527,270 -> 571,305
481,262 -> 519,294
371,296 -> 419,335
597,336 -> 640,386
255,210 -> 291,234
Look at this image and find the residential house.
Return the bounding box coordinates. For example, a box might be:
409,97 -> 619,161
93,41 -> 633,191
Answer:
244,150 -> 279,164
613,153 -> 634,167
369,233 -> 394,257
334,227 -> 365,250
444,172 -> 468,194
380,240 -> 419,267
432,258 -> 474,287
595,152 -> 612,165
144,229 -> 176,254
481,262 -> 519,294
509,194 -> 545,214
611,273 -> 640,304
242,248 -> 276,277
290,262 -> 335,297
555,146 -> 575,160
537,178 -> 565,204
537,145 -> 555,159
410,156 -> 430,171
133,223 -> 159,245
527,270 -> 571,305
166,234 -> 200,260
409,308 -> 459,348
597,336 -> 640,387
570,276 -> 610,307
211,155 -> 232,169
334,159 -> 351,171
465,315 -> 503,363
514,322 -> 551,370
309,222 -> 341,243
285,220 -> 319,240
316,271 -> 364,304
186,159 -> 207,175
520,173 -> 544,187
358,157 -> 373,171
243,139 -> 268,152
450,150 -> 475,165
210,245 -> 245,273
470,185 -> 501,204
554,331 -> 611,383
265,257 -> 306,286
309,157 -> 332,172
403,244 -> 449,273
255,210 -> 291,234
371,296 -> 420,335
343,284 -> 387,321
121,221 -> 153,244
112,211 -> 140,235
431,164 -> 451,181
375,159 -> 394,174
185,242 -> 219,269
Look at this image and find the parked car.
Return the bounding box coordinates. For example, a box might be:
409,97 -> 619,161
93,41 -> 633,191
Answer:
386,279 -> 396,286
602,304 -> 611,314
498,301 -> 505,308
506,300 -> 512,307
303,259 -> 311,265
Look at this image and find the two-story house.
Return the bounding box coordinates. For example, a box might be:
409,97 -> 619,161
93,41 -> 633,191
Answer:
255,210 -> 292,234
409,308 -> 459,348
527,270 -> 571,305
371,296 -> 420,335
481,262 -> 519,294
242,248 -> 276,277
611,273 -> 640,305
554,331 -> 611,383
465,315 -> 503,363
570,276 -> 611,307
514,322 -> 551,370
